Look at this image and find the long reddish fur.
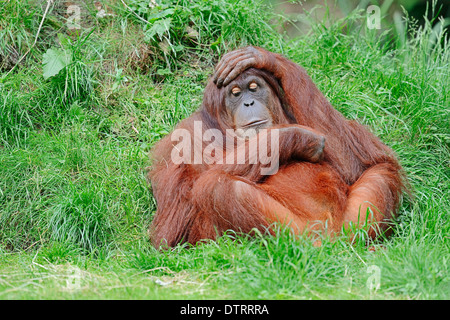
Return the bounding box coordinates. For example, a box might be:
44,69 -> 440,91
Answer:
148,48 -> 405,247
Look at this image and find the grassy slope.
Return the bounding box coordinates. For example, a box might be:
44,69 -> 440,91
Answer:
0,1 -> 449,299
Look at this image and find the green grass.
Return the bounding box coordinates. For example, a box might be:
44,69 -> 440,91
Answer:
0,0 -> 449,300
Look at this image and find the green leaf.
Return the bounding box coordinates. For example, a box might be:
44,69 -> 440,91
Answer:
42,48 -> 72,80
147,8 -> 174,23
156,68 -> 172,76
210,36 -> 222,48
144,18 -> 172,42
173,44 -> 184,52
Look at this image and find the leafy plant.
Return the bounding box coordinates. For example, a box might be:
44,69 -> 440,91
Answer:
120,0 -> 282,75
41,32 -> 95,106
0,0 -> 37,71
42,48 -> 72,80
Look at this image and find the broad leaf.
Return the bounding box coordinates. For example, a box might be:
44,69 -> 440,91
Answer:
42,48 -> 72,80
144,18 -> 172,42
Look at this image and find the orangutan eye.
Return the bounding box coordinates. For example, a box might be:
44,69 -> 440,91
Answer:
249,82 -> 258,91
231,87 -> 241,96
